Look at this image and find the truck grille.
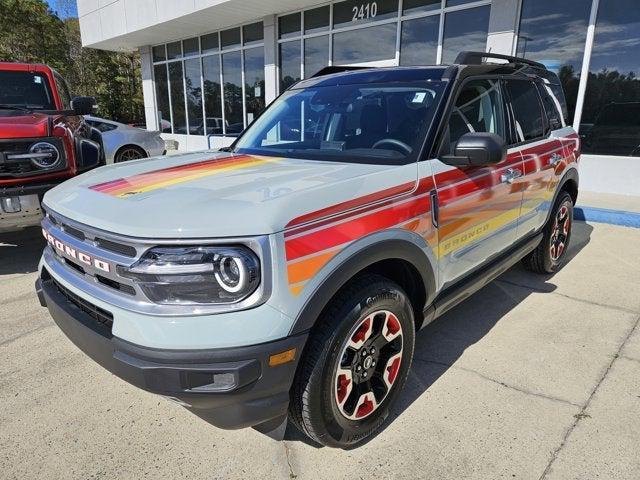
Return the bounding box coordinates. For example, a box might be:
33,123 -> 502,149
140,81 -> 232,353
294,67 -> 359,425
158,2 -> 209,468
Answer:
43,268 -> 114,332
0,138 -> 66,178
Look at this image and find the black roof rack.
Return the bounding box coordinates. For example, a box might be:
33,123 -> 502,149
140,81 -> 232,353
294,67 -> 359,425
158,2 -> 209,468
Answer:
311,65 -> 369,77
454,51 -> 546,69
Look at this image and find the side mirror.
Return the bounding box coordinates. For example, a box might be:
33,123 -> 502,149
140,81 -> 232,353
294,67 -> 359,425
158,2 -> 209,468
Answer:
442,132 -> 506,167
71,96 -> 96,115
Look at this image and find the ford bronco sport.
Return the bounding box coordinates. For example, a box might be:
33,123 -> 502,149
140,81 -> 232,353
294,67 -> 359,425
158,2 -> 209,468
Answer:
0,62 -> 103,232
36,52 -> 579,448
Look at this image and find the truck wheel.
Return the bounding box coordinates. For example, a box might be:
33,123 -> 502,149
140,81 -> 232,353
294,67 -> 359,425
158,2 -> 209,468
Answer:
522,191 -> 573,273
289,274 -> 415,448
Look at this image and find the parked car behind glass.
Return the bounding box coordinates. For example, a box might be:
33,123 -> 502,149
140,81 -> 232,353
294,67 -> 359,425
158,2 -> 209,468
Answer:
85,116 -> 166,163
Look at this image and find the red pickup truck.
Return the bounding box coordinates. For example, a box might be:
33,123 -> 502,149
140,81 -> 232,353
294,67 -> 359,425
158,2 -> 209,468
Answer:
0,62 -> 104,232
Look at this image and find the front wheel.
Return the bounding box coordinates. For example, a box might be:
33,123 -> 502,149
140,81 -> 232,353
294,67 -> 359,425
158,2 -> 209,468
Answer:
289,274 -> 415,448
522,191 -> 574,273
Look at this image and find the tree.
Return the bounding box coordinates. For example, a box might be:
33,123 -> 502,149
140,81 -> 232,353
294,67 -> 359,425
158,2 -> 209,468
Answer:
0,0 -> 144,124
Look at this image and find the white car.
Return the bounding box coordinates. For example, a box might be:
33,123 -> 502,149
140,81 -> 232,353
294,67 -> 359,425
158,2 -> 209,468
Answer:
84,116 -> 166,163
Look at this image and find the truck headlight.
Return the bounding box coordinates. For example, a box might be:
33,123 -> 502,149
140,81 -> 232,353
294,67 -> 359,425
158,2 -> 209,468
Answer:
118,246 -> 260,305
29,141 -> 61,168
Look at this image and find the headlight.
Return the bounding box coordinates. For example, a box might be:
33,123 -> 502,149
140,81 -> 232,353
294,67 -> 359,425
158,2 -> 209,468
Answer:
29,142 -> 61,169
118,246 -> 260,305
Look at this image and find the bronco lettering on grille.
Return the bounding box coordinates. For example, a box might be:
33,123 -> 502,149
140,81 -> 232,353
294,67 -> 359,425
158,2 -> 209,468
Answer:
42,228 -> 111,273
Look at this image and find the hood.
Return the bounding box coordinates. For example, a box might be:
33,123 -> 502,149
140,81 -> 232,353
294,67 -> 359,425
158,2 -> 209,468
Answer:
43,151 -> 417,238
0,111 -> 50,139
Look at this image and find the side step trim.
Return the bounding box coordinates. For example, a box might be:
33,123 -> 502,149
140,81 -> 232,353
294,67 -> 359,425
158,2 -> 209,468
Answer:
423,232 -> 543,326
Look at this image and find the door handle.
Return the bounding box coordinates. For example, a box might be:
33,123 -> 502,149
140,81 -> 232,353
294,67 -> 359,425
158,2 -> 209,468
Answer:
500,168 -> 522,184
549,153 -> 562,166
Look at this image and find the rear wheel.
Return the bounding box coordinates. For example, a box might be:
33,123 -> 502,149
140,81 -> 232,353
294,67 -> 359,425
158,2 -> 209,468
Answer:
289,274 -> 415,448
522,191 -> 573,273
114,145 -> 146,163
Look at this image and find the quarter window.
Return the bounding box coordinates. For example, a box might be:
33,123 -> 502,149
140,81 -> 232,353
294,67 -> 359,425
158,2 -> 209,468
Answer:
536,83 -> 564,131
504,80 -> 545,144
446,79 -> 505,152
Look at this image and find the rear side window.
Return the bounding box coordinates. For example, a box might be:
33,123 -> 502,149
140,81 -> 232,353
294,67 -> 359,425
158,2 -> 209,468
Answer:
537,83 -> 564,131
504,80 -> 545,144
446,78 -> 505,153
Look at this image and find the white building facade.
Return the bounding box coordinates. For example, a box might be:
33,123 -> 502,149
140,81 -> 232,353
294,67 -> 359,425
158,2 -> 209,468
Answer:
78,0 -> 640,196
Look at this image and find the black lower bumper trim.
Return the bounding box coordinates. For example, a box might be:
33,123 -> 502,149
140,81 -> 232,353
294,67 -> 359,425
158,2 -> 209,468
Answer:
37,276 -> 307,430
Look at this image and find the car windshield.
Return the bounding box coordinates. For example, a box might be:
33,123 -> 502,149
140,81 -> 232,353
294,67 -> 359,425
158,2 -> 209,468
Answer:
233,81 -> 446,164
0,71 -> 55,111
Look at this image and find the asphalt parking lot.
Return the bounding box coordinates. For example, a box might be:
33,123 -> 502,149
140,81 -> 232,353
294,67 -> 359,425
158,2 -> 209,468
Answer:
1,220 -> 639,479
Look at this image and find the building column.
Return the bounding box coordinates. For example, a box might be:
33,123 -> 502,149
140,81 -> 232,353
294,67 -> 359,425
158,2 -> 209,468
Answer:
486,0 -> 521,55
263,14 -> 278,105
139,45 -> 158,131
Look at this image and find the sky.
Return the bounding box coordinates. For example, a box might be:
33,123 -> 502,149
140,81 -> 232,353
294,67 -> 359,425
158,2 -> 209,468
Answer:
45,0 -> 78,19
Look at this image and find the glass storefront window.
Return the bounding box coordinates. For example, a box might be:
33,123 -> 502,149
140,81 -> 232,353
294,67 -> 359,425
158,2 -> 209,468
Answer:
202,55 -> 223,135
516,0 -> 591,128
446,0 -> 477,6
243,22 -> 264,45
168,62 -> 186,134
581,0 -> 640,156
402,0 -> 440,15
304,6 -> 330,34
221,28 -> 241,49
183,37 -> 199,56
244,47 -> 265,125
153,64 -> 171,133
152,45 -> 166,62
333,0 -> 399,28
222,51 -> 244,134
333,22 -> 397,64
184,58 -> 203,135
201,33 -> 219,54
441,5 -> 490,64
279,13 -> 301,39
400,15 -> 439,66
280,41 -> 301,91
304,35 -> 330,78
167,41 -> 182,60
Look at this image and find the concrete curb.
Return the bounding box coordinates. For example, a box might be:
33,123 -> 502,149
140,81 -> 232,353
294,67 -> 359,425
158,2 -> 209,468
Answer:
574,206 -> 640,229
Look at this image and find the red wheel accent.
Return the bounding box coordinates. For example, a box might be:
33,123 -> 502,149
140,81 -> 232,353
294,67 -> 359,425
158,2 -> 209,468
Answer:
386,356 -> 401,385
385,314 -> 400,337
336,374 -> 351,404
355,395 -> 375,418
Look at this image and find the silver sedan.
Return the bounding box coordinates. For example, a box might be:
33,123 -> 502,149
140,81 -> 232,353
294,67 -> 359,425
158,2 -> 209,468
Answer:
85,116 -> 166,164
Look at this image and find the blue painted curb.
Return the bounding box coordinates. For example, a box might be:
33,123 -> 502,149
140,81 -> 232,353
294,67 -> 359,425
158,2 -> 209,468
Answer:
574,206 -> 640,229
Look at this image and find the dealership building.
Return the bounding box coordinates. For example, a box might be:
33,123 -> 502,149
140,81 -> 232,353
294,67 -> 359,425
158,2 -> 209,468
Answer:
77,0 -> 639,195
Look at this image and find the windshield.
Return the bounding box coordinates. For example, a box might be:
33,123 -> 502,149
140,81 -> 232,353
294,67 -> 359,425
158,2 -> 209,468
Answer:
0,71 -> 55,111
234,81 -> 446,164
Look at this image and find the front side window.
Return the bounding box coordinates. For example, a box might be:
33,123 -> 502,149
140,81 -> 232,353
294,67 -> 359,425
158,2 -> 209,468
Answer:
504,80 -> 545,144
234,81 -> 445,165
0,71 -> 55,111
53,71 -> 72,109
446,79 -> 505,152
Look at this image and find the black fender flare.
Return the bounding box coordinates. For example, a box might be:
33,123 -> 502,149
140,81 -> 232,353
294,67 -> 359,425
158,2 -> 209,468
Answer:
544,166 -> 579,226
289,238 -> 436,336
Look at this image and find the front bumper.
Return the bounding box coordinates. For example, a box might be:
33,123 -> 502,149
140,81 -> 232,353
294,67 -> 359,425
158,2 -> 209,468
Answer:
36,275 -> 307,430
0,194 -> 43,232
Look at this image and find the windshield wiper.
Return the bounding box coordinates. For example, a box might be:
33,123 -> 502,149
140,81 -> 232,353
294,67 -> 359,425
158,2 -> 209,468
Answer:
0,104 -> 33,112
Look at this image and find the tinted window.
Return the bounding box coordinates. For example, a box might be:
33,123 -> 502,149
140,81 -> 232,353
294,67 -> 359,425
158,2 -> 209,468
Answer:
202,55 -> 223,134
243,22 -> 264,45
279,13 -> 300,39
153,64 -> 171,133
0,71 -> 55,110
220,28 -> 241,48
441,6 -> 490,64
152,45 -> 166,62
244,47 -> 265,125
280,41 -> 301,91
53,71 -> 72,109
333,23 -> 396,64
304,6 -> 330,34
167,41 -> 181,59
90,121 -> 117,133
304,35 -> 329,78
516,0 -> 591,126
537,83 -> 563,131
400,15 -> 439,66
201,33 -> 219,54
447,79 -> 505,152
168,62 -> 187,134
184,58 -> 203,135
222,51 -> 243,132
505,80 -> 545,143
183,37 -> 199,56
402,0 -> 440,15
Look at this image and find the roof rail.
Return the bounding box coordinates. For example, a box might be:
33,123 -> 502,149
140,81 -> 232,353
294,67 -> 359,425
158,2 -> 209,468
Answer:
454,51 -> 546,69
311,65 -> 370,78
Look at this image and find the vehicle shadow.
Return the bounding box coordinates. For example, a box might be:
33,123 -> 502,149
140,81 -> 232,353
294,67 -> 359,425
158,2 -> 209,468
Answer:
284,221 -> 594,448
0,227 -> 46,277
